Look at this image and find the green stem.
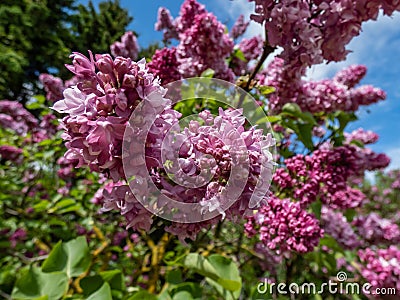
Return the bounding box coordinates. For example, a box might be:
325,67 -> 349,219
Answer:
236,26 -> 275,108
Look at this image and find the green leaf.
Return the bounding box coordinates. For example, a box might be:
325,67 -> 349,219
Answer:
335,111 -> 357,131
281,103 -> 317,125
208,255 -> 241,290
297,123 -> 314,150
233,49 -> 246,62
319,236 -> 340,251
282,103 -> 302,116
86,282 -> 112,300
100,270 -> 124,291
11,266 -> 68,300
42,236 -> 90,277
157,289 -> 173,300
258,85 -> 276,96
256,115 -> 281,125
172,291 -> 193,300
26,95 -> 45,110
182,253 -> 218,280
241,99 -> 268,125
56,205 -> 83,214
344,209 -> 356,222
200,68 -> 215,78
52,199 -> 76,210
80,275 -> 104,297
38,138 -> 61,147
127,290 -> 157,300
41,241 -> 66,273
47,218 -> 67,227
206,255 -> 242,299
310,200 -> 322,220
349,139 -> 364,148
169,283 -> 202,299
33,200 -> 50,212
322,251 -> 338,271
182,253 -> 241,292
299,111 -> 317,125
166,269 -> 183,285
163,251 -> 187,266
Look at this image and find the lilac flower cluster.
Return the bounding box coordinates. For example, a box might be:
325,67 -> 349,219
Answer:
90,176 -> 113,206
56,156 -> 76,180
169,109 -> 273,208
175,0 -> 206,33
154,0 -> 234,81
39,74 -> 64,102
155,8 -> 178,42
321,206 -> 361,250
232,36 -> 264,76
230,15 -> 249,40
355,147 -> 391,171
176,12 -> 234,80
390,170 -> 400,189
393,180 -> 400,189
253,242 -> 283,275
147,48 -> 181,84
53,51 -> 276,239
87,106 -> 275,241
39,73 -> 78,102
9,228 -> 27,248
302,80 -> 385,113
273,146 -> 365,208
260,60 -> 386,114
245,196 -> 323,254
275,137 -> 390,211
0,100 -> 57,144
101,182 -> 153,231
334,65 -> 367,88
27,113 -> 59,144
344,128 -> 379,145
358,246 -> 400,294
250,0 -> 400,69
0,145 -> 23,164
0,100 -> 38,135
52,52 -> 172,181
132,108 -> 275,241
250,0 -> 321,69
52,52 -> 182,231
353,213 -> 400,246
312,126 -> 326,138
110,31 -> 139,61
258,57 -> 301,112
238,36 -> 264,62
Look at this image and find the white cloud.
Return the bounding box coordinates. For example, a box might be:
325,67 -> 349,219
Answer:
212,0 -> 400,172
212,0 -> 263,37
213,1 -> 400,81
385,147 -> 400,170
365,170 -> 376,183
308,12 -> 400,80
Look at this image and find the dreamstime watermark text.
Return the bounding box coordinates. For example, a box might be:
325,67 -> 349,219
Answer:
257,272 -> 397,296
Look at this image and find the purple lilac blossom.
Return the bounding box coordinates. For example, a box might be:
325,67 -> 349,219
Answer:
245,196 -> 323,254
110,31 -> 139,60
358,246 -> 400,294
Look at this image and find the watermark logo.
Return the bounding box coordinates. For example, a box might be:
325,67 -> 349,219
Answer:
122,77 -> 275,223
256,272 -> 397,296
336,271 -> 347,282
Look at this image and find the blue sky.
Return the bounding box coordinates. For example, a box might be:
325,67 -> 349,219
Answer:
80,0 -> 400,169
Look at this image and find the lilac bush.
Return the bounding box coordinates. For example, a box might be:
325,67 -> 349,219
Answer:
1,0 -> 400,299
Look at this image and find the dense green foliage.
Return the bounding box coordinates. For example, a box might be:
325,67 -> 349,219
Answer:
1,0 -> 399,299
2,92 -> 398,299
0,0 -> 131,102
